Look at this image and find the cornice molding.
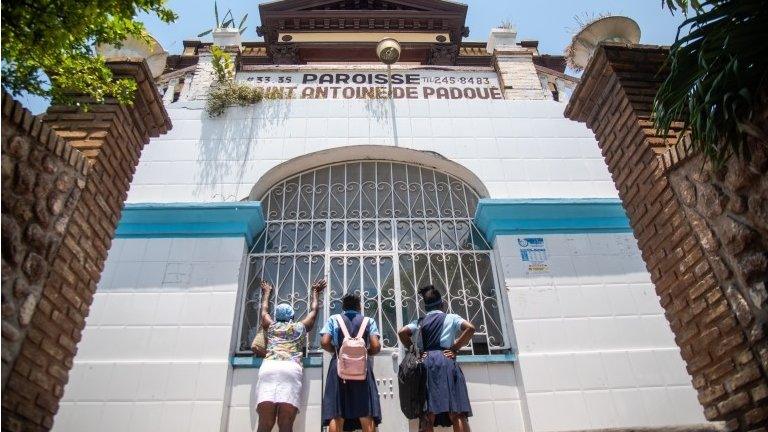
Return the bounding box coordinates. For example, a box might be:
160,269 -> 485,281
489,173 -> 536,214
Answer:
474,198 -> 632,243
116,202 -> 266,245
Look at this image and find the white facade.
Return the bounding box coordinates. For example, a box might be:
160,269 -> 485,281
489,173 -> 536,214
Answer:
497,234 -> 705,430
55,237 -> 245,432
127,98 -> 616,204
54,40 -> 710,432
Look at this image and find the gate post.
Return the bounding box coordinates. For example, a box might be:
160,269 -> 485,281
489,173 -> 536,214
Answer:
1,59 -> 171,431
565,43 -> 767,430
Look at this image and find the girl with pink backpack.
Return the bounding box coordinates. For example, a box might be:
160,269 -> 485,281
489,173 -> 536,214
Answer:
319,292 -> 382,432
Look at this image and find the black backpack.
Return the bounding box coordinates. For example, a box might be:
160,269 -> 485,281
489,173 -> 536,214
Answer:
398,321 -> 426,419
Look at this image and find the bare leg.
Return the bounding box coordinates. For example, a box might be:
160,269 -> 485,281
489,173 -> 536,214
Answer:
276,403 -> 298,432
328,417 -> 344,432
421,413 -> 436,432
359,416 -> 376,432
256,402 -> 277,432
449,413 -> 470,432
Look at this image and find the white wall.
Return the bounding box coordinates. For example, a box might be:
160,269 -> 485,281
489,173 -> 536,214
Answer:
129,98 -> 617,203
225,362 -> 525,432
227,367 -> 323,432
57,232 -> 710,432
447,363 -> 527,432
496,233 -> 707,431
53,237 -> 245,432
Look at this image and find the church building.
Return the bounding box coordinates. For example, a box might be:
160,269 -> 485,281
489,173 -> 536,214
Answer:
53,1 -> 713,431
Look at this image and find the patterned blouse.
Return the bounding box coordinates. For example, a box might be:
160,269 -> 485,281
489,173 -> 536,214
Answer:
266,321 -> 306,364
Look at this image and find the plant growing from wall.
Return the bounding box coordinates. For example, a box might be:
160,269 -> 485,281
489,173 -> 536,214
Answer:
498,20 -> 515,30
654,0 -> 768,167
211,45 -> 235,83
206,46 -> 284,117
197,1 -> 248,37
1,0 -> 177,104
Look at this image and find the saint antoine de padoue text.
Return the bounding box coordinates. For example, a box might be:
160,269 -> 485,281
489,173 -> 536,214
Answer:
239,71 -> 505,100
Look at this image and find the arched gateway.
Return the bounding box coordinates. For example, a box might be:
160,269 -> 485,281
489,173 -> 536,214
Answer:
237,160 -> 509,356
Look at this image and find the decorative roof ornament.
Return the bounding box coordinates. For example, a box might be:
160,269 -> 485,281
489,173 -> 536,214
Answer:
269,43 -> 300,64
256,0 -> 468,64
486,21 -> 517,54
427,44 -> 459,65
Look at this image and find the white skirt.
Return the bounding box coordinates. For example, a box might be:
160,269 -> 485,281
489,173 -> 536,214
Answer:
256,359 -> 304,408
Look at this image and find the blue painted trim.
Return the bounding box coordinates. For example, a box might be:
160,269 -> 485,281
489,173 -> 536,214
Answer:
456,353 -> 516,364
116,202 -> 265,245
474,198 -> 631,242
231,356 -> 323,368
230,353 -> 515,368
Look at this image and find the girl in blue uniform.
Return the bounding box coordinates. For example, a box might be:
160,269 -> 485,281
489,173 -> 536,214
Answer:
320,292 -> 382,432
398,285 -> 476,432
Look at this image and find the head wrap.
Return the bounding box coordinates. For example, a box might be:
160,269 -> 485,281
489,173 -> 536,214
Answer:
275,303 -> 295,322
424,297 -> 444,309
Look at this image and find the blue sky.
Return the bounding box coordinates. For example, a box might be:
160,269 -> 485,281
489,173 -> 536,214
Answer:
20,0 -> 686,113
139,0 -> 686,56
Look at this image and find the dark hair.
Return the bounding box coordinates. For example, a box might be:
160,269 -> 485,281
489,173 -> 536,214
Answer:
419,285 -> 443,311
342,292 -> 362,311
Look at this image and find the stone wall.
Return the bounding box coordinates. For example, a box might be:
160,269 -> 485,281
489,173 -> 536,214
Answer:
565,43 -> 767,430
1,96 -> 89,386
1,60 -> 171,432
665,139 -> 768,427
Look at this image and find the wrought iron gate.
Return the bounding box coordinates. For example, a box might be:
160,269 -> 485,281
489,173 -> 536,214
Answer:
237,161 -> 508,356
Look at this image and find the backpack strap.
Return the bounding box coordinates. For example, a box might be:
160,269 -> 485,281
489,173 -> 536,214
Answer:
355,317 -> 369,339
335,315 -> 352,340
416,317 -> 424,352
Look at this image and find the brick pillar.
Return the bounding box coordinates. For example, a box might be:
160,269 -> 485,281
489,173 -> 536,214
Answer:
492,47 -> 546,100
1,95 -> 90,388
1,59 -> 171,432
565,43 -> 767,430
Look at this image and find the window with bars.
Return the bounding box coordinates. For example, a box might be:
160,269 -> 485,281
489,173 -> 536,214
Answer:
237,161 -> 508,355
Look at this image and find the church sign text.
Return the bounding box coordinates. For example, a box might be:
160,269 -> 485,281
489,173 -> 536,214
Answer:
237,70 -> 503,100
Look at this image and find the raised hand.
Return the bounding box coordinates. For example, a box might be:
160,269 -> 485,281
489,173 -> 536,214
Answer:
259,280 -> 275,328
260,280 -> 273,294
303,279 -> 326,330
311,279 -> 327,293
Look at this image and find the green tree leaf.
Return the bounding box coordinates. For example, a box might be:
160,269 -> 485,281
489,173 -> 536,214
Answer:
653,0 -> 768,168
1,0 -> 178,105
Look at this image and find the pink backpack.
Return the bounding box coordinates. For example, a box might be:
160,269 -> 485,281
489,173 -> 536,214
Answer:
335,315 -> 369,381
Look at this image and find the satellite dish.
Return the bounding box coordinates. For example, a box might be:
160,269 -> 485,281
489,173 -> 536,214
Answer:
566,16 -> 640,71
96,34 -> 168,78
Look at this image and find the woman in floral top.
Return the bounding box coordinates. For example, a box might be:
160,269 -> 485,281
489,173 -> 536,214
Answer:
255,279 -> 325,432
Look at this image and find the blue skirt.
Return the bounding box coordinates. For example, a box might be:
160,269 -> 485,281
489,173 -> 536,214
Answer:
322,356 -> 382,431
424,350 -> 473,427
